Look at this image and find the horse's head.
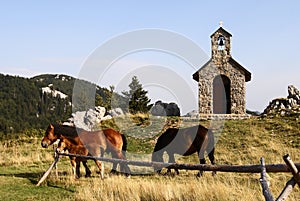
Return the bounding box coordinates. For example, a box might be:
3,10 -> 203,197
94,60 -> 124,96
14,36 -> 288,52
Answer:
41,124 -> 59,148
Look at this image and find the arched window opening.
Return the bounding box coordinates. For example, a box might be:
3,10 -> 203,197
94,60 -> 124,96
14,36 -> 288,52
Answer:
217,35 -> 225,51
213,75 -> 231,114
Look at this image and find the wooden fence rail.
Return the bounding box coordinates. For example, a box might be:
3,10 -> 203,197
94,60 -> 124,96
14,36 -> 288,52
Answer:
57,152 -> 300,173
37,152 -> 300,200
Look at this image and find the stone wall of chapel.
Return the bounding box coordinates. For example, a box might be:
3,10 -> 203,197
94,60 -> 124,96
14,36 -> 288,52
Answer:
198,62 -> 246,114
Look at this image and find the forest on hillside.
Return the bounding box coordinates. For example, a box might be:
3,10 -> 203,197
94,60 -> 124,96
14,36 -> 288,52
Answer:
0,74 -> 127,134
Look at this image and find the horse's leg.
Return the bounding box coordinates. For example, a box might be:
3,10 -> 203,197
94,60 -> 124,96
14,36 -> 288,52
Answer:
208,147 -> 216,176
53,144 -> 58,177
87,144 -> 105,179
168,152 -> 178,175
82,160 -> 92,177
112,150 -> 131,177
152,150 -> 164,174
196,150 -> 206,177
70,158 -> 79,179
109,148 -> 118,174
207,130 -> 216,176
110,158 -> 118,175
75,160 -> 81,178
197,134 -> 209,177
110,164 -> 118,174
94,160 -> 104,179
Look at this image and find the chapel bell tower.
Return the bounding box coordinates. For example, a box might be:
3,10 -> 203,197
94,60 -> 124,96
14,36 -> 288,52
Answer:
211,21 -> 232,66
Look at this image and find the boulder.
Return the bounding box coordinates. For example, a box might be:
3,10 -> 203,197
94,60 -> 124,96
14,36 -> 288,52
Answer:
108,108 -> 124,117
150,100 -> 180,116
63,106 -> 112,130
184,110 -> 199,118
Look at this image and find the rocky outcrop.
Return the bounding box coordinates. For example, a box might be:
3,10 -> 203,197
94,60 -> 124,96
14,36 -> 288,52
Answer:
287,85 -> 300,106
184,110 -> 199,118
63,106 -> 112,130
108,108 -> 124,117
41,84 -> 68,99
262,85 -> 300,117
150,100 -> 180,116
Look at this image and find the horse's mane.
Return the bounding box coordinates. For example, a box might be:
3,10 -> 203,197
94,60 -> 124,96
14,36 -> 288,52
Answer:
52,123 -> 84,137
61,135 -> 81,146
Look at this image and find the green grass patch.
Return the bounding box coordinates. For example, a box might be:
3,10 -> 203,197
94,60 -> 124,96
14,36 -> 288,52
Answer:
0,164 -> 75,201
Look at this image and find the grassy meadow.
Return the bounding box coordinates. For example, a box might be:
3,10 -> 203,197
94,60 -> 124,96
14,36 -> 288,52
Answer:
0,116 -> 300,201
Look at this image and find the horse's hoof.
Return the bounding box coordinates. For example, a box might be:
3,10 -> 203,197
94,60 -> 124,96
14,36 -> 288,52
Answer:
212,171 -> 217,176
196,172 -> 203,177
164,172 -> 174,177
164,172 -> 170,176
85,173 -> 91,178
155,170 -> 162,175
125,174 -> 131,179
154,172 -> 162,176
165,169 -> 172,176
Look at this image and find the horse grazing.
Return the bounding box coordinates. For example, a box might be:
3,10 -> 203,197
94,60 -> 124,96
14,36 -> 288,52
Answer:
41,124 -> 131,178
151,125 -> 215,177
56,134 -> 105,179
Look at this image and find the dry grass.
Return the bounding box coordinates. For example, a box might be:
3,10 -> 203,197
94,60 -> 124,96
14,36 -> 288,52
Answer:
0,137 -> 54,166
73,171 -> 299,201
74,173 -> 262,201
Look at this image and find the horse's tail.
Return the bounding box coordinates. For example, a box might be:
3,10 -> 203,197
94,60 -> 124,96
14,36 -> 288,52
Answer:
121,134 -> 127,156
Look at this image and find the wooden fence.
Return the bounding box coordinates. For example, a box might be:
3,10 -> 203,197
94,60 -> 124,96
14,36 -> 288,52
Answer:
37,151 -> 300,201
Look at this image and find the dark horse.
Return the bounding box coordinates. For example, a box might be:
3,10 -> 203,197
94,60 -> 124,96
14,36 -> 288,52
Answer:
41,124 -> 130,178
151,125 -> 215,177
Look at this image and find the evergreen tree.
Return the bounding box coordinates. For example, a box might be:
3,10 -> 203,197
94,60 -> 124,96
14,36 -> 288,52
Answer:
122,76 -> 152,114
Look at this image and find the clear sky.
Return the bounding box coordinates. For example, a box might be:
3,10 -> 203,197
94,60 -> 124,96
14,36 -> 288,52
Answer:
1,1 -> 299,113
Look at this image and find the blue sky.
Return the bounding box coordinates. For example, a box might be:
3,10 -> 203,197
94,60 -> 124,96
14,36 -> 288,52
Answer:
0,1 -> 300,113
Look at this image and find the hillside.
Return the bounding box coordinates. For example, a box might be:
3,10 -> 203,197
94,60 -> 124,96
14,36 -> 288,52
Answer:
0,73 -> 125,134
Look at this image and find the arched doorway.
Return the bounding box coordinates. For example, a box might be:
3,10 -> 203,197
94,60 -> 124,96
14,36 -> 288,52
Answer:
213,75 -> 231,114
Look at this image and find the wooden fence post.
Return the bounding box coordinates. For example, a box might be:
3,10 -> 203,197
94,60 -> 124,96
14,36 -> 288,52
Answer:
283,154 -> 300,187
276,154 -> 300,201
36,155 -> 60,186
260,157 -> 274,201
276,178 -> 296,201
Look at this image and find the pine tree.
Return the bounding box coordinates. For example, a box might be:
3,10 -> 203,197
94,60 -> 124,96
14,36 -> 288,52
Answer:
122,76 -> 152,114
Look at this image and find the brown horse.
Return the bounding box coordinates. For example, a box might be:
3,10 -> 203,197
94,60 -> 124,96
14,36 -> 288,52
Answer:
41,124 -> 130,177
151,125 -> 215,177
56,135 -> 105,179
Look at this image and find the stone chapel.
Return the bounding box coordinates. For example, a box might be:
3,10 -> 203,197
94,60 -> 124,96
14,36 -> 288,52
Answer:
192,24 -> 251,119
